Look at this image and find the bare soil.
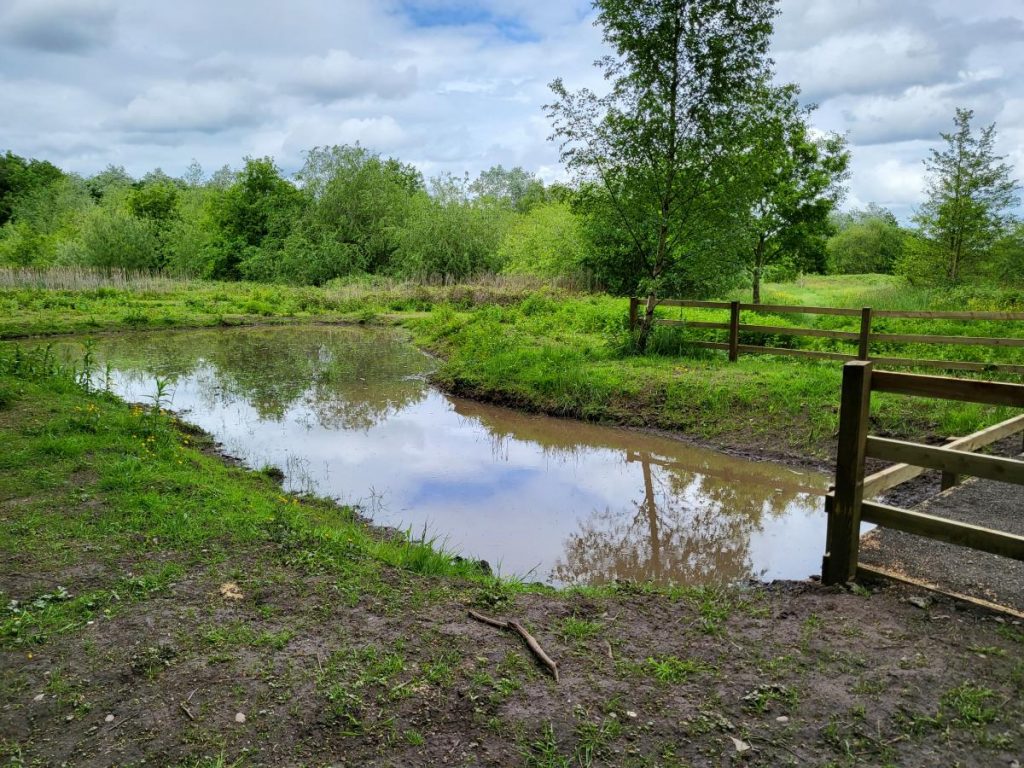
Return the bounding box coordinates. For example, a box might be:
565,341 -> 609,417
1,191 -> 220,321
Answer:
3,532 -> 1024,767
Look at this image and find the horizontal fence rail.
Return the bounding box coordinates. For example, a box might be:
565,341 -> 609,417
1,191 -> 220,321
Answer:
629,297 -> 1024,373
821,361 -> 1024,587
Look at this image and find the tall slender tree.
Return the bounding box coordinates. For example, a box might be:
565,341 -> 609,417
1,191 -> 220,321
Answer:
913,108 -> 1019,284
547,0 -> 779,349
739,84 -> 849,303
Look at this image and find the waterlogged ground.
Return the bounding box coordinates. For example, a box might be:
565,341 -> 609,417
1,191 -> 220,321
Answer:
50,325 -> 828,587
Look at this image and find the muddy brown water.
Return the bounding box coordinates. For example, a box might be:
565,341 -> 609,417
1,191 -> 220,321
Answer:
48,325 -> 829,586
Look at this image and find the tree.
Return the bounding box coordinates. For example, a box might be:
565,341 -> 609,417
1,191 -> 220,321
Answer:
206,157 -> 303,279
0,151 -> 65,226
498,200 -> 587,279
911,108 -> 1019,285
826,204 -> 905,275
547,0 -> 780,349
470,165 -> 546,212
286,144 -> 423,279
392,174 -> 512,281
740,85 -> 849,302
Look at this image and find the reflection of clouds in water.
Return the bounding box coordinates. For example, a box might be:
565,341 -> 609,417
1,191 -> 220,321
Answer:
71,326 -> 827,587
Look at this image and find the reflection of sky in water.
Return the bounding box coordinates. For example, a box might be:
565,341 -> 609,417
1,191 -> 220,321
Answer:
66,327 -> 830,586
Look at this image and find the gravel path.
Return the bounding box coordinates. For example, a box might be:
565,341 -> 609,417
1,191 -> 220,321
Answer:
860,464 -> 1024,613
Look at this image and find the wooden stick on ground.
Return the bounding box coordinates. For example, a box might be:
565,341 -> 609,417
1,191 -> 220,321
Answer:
467,609 -> 559,682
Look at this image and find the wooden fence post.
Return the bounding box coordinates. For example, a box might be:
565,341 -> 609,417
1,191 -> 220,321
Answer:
940,471 -> 960,491
823,361 -> 874,585
728,301 -> 740,362
629,297 -> 638,333
858,307 -> 873,361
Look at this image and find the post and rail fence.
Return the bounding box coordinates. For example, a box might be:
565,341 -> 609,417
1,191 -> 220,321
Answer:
821,361 -> 1024,586
627,297 -> 1024,374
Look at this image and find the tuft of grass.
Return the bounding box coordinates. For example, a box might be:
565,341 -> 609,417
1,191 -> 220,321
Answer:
644,654 -> 714,684
941,684 -> 998,726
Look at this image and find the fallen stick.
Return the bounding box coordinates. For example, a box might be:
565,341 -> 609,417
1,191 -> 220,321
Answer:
467,609 -> 559,683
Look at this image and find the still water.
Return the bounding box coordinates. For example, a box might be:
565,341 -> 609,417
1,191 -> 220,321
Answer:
55,325 -> 828,586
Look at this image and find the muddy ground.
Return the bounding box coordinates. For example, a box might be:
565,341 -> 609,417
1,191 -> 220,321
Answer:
3,532 -> 1024,767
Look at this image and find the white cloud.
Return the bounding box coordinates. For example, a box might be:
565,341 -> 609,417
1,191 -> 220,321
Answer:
115,80 -> 269,134
0,0 -> 1019,220
283,49 -> 418,102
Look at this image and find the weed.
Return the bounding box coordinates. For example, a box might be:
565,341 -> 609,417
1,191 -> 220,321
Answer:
558,615 -> 602,643
521,723 -> 570,768
741,683 -> 799,713
941,684 -> 998,726
403,729 -> 425,746
644,655 -> 714,684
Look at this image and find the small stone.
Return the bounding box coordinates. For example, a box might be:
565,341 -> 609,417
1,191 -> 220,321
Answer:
729,736 -> 751,753
625,710 -> 638,719
65,714 -> 74,722
33,694 -> 44,702
105,714 -> 115,723
776,716 -> 789,723
907,596 -> 929,609
234,712 -> 246,723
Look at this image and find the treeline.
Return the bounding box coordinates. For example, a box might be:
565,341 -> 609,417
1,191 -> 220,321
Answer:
0,146 -> 587,286
0,133 -> 1020,292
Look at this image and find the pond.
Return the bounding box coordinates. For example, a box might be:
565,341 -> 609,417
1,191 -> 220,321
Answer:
50,325 -> 829,586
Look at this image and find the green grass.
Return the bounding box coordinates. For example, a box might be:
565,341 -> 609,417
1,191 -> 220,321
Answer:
2,269 -> 1020,462
0,345 -> 498,653
408,277 -> 1022,457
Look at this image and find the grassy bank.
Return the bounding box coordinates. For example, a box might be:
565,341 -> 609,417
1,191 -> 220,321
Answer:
0,268 -> 555,339
409,277 -> 1022,460
3,341 -> 1023,766
2,269 -> 1021,463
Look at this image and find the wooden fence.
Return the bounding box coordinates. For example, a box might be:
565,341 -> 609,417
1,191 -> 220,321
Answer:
628,298 -> 1024,374
821,361 -> 1024,586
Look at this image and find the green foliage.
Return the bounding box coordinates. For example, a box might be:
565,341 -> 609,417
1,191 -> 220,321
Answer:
738,83 -> 849,302
0,151 -> 65,227
208,157 -> 304,280
827,205 -> 906,274
470,165 -> 546,212
904,108 -> 1020,285
392,178 -> 511,281
499,201 -> 586,279
547,0 -> 781,347
82,207 -> 161,271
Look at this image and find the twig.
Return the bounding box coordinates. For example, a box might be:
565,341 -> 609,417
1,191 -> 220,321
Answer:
467,609 -> 560,682
603,639 -> 614,660
110,713 -> 139,732
179,703 -> 195,721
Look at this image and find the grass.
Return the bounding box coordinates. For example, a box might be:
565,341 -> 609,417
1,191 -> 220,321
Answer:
0,344 -> 495,653
2,270 -> 1020,458
408,276 -> 1023,458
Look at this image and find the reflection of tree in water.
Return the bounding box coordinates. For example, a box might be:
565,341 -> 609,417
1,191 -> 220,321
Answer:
552,451 -> 810,587
63,326 -> 430,430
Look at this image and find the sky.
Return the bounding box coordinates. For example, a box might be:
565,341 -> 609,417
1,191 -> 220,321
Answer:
1,0 -> 1022,220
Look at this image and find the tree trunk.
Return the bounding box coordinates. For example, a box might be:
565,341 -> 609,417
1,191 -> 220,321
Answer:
635,292 -> 657,352
752,235 -> 765,304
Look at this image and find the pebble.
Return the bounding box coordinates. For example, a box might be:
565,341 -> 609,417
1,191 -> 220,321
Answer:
626,710 -> 638,719
105,714 -> 115,723
235,712 -> 246,724
33,694 -> 44,702
776,716 -> 789,724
